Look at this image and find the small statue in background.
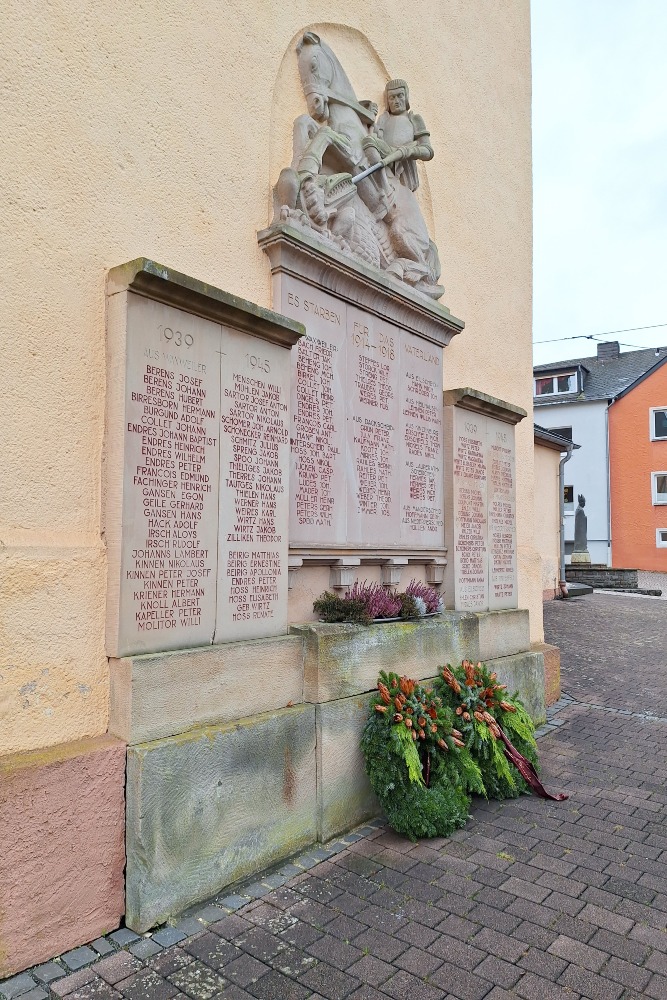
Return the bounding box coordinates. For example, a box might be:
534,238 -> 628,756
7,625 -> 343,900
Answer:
572,494 -> 591,564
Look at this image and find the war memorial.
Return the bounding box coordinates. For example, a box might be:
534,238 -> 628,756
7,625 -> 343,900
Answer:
0,7 -> 547,976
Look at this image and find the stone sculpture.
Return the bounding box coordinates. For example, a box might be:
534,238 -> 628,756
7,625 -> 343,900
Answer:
572,494 -> 591,564
272,32 -> 444,299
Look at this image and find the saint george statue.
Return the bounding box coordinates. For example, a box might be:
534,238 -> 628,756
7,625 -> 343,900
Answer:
271,33 -> 444,299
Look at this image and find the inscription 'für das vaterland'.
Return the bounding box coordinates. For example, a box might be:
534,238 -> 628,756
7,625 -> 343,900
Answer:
280,279 -> 444,549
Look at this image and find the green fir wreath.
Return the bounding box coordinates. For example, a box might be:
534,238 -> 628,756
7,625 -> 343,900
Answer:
361,671 -> 484,840
433,660 -> 538,799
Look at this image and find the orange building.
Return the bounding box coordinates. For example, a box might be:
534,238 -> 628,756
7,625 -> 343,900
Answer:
609,357 -> 667,571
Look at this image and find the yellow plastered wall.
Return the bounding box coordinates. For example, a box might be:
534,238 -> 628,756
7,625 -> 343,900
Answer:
0,0 -> 537,755
534,443 -> 562,600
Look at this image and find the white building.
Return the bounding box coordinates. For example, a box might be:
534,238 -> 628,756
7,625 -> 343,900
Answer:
533,341 -> 667,566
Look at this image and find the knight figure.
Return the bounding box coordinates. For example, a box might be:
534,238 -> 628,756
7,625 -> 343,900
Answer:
272,33 -> 444,300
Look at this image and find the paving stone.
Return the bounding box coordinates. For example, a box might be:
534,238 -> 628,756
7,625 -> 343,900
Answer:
32,962 -> 66,984
61,947 -> 98,972
247,969 -> 311,999
344,955 -> 394,987
128,938 -> 162,959
108,929 -> 141,947
557,963 -> 623,1000
184,932 -> 242,969
94,952 -> 143,986
602,955 -> 652,992
217,895 -> 253,911
514,970 -> 581,1000
475,954 -> 523,989
151,927 -> 187,948
305,934 -> 363,970
518,943 -> 568,981
172,917 -> 206,938
91,939 -> 116,957
14,990 -> 48,1000
167,959 -> 228,998
146,947 -> 194,979
63,982 -> 121,999
50,969 -> 97,997
115,969 -> 179,1000
223,954 -> 271,987
587,927 -> 650,964
268,944 -> 318,978
646,973 -> 667,999
298,963 -> 361,1000
429,962 -> 492,1000
380,970 -> 445,1000
0,978 -> 38,1000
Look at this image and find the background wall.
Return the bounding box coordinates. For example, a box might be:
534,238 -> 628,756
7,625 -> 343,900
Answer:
0,0 -> 536,756
533,441 -> 561,599
535,400 -> 610,565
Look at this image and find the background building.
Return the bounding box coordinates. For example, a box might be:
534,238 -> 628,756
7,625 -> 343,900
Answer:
609,360 -> 667,592
534,341 -> 667,571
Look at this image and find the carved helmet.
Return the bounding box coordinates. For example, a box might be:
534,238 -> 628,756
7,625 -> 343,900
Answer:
385,78 -> 410,110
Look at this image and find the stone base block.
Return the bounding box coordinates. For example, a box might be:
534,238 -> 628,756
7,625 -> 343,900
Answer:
491,650 -> 546,725
533,642 -> 561,706
293,611 -> 531,703
477,609 -> 530,662
125,705 -> 316,932
0,736 -> 126,978
316,694 -> 380,842
110,635 -> 304,745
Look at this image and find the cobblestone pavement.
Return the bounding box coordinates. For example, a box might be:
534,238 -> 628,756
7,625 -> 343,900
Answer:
544,592 -> 667,716
3,593 -> 667,1000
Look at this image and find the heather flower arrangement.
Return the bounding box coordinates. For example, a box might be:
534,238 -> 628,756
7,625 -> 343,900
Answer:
361,671 -> 484,840
313,579 -> 443,624
433,660 -> 539,800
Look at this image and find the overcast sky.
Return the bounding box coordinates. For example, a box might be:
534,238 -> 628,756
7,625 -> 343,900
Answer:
531,1 -> 667,365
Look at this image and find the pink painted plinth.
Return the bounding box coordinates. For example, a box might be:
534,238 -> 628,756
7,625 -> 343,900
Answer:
0,735 -> 126,977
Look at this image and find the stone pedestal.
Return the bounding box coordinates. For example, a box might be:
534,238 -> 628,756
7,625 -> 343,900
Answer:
570,551 -> 592,565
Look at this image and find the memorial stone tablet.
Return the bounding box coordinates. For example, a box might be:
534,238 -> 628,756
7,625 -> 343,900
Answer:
285,282 -> 347,545
443,391 -> 523,612
105,263 -> 302,658
215,331 -> 291,642
486,416 -> 518,610
399,332 -> 444,546
450,407 -> 489,611
275,273 -> 446,551
109,294 -> 221,655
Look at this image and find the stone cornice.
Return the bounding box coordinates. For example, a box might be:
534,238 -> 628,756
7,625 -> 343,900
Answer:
442,387 -> 527,424
257,224 -> 465,348
107,257 -> 305,349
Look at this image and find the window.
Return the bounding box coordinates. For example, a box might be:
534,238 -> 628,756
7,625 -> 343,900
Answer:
533,372 -> 577,397
564,485 -> 574,512
650,408 -> 667,441
657,529 -> 667,548
552,427 -> 573,441
652,473 -> 667,505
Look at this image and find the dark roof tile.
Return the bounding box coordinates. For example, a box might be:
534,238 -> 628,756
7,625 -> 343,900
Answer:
534,347 -> 667,402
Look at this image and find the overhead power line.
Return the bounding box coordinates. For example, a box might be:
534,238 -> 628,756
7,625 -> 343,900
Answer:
535,322 -> 667,347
